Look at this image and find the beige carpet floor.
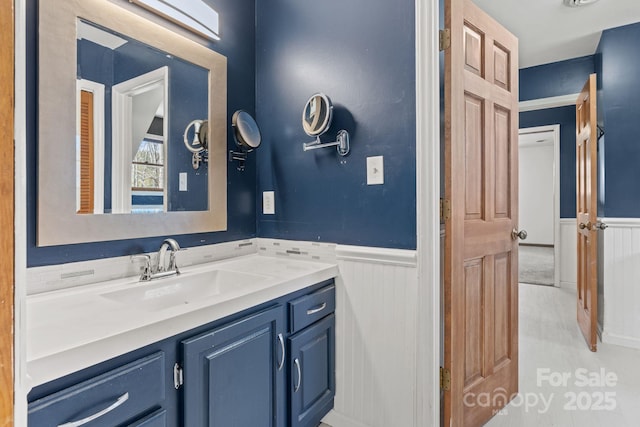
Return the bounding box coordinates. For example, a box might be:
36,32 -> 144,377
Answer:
519,245 -> 554,286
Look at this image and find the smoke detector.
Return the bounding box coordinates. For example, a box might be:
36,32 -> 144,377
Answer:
563,0 -> 601,7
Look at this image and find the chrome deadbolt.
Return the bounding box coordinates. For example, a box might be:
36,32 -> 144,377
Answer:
512,229 -> 527,241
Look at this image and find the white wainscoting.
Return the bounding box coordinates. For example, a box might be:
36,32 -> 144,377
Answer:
323,246 -> 419,427
559,218 -> 577,289
601,218 -> 640,350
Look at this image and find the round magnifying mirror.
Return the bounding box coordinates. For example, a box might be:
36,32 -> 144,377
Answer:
232,110 -> 262,150
302,93 -> 333,137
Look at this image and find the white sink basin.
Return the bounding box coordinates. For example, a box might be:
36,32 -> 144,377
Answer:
101,269 -> 270,312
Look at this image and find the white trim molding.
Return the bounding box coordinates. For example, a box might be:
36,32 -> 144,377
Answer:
15,0 -> 28,424
415,0 -> 441,425
335,245 -> 417,267
519,93 -> 580,112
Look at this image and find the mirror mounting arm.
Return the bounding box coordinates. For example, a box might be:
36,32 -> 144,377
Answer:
228,150 -> 251,171
302,130 -> 350,156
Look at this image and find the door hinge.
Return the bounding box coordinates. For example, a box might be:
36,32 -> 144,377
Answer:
440,367 -> 451,391
440,198 -> 451,222
173,363 -> 184,390
439,29 -> 451,51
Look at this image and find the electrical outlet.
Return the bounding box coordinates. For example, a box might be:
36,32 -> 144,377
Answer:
179,173 -> 188,191
263,191 -> 275,215
367,156 -> 384,185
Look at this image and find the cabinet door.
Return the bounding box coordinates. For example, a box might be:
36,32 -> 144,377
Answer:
181,305 -> 286,427
289,314 -> 335,427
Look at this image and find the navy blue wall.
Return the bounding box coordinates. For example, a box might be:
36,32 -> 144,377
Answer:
596,22 -> 640,218
28,0 -> 257,266
520,107 -> 576,218
255,0 -> 417,249
519,55 -> 595,101
518,56 -> 595,219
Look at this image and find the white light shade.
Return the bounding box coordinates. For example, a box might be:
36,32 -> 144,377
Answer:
563,0 -> 601,7
130,0 -> 220,41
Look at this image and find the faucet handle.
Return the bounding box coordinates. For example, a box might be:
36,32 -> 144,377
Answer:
131,254 -> 153,281
131,254 -> 151,263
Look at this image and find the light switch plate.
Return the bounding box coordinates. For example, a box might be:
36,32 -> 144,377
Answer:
179,173 -> 188,191
367,156 -> 384,185
263,191 -> 275,215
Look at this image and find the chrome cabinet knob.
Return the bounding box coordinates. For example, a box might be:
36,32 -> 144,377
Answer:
512,229 -> 527,241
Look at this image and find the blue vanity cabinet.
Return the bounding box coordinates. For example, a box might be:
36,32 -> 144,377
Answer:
28,352 -> 167,427
288,285 -> 336,427
27,279 -> 336,427
181,305 -> 286,427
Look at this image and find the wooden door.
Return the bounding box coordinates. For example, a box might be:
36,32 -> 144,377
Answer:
576,74 -> 598,352
0,0 -> 15,424
78,90 -> 95,214
443,0 -> 519,426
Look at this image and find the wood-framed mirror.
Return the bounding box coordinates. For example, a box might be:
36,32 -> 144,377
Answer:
38,0 -> 227,246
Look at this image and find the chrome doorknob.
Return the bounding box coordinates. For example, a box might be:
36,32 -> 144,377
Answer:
595,222 -> 608,230
579,222 -> 593,230
512,229 -> 527,241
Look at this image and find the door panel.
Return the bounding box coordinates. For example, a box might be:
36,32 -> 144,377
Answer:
576,74 -> 598,352
444,0 -> 519,426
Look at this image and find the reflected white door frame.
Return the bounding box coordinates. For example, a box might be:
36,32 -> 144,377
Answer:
519,124 -> 561,287
112,66 -> 168,213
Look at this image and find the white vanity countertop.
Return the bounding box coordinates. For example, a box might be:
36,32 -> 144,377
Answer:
27,254 -> 338,388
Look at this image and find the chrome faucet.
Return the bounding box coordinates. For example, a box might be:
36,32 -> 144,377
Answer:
157,238 -> 181,275
131,238 -> 181,281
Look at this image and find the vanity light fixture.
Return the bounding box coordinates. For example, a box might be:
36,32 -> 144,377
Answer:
562,0 -> 601,7
129,0 -> 220,41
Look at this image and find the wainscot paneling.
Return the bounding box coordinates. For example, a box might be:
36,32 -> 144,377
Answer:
559,218 -> 577,289
323,245 -> 418,427
601,218 -> 640,350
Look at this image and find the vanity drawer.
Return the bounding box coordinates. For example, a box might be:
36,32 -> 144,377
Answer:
289,284 -> 335,334
28,352 -> 165,427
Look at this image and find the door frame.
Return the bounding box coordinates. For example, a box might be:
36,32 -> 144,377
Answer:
14,0 -> 28,424
518,125 -> 561,287
415,0 -> 441,426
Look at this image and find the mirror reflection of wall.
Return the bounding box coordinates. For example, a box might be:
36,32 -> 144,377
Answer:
75,19 -> 209,214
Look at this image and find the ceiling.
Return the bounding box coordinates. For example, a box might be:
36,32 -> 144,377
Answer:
473,0 -> 640,68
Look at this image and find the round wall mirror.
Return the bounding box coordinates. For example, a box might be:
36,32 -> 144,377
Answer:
232,110 -> 262,150
302,93 -> 333,137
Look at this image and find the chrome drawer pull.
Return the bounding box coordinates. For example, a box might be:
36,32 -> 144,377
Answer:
306,302 -> 327,316
58,392 -> 129,427
277,333 -> 285,371
294,358 -> 302,393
